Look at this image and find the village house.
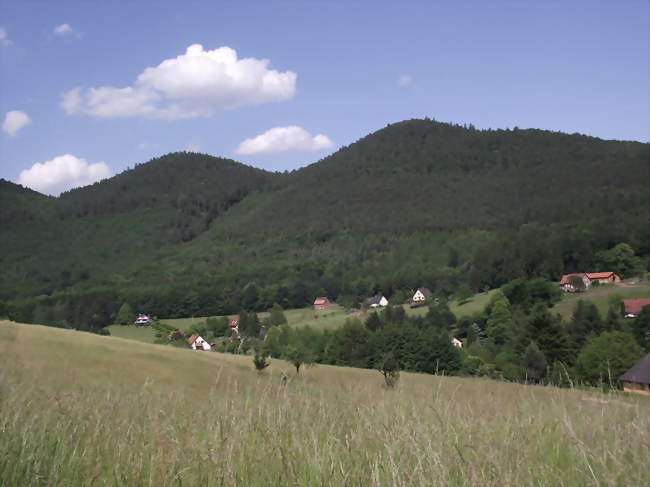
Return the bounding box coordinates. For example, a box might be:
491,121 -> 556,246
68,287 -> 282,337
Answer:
451,337 -> 463,348
619,353 -> 650,395
366,295 -> 389,308
410,287 -> 432,308
559,271 -> 621,292
559,273 -> 592,292
621,298 -> 650,318
313,297 -> 333,310
188,334 -> 211,351
228,317 -> 240,332
585,272 -> 621,285
134,314 -> 151,326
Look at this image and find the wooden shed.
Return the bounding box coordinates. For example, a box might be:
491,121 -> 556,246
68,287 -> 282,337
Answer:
619,353 -> 650,395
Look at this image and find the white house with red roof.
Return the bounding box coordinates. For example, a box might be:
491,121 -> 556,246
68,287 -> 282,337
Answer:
134,314 -> 152,325
188,334 -> 211,351
559,271 -> 621,292
559,273 -> 592,292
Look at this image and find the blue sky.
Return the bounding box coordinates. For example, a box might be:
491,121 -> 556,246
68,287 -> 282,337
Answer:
1,0 -> 648,194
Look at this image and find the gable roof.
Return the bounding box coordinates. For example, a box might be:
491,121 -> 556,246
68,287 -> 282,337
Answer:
559,273 -> 589,285
366,295 -> 384,305
314,297 -> 330,305
620,353 -> 650,385
586,272 -> 618,279
416,287 -> 432,297
623,299 -> 650,316
188,333 -> 200,345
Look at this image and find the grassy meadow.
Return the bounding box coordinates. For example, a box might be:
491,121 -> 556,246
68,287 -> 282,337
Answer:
1,320 -> 649,486
108,305 -> 356,343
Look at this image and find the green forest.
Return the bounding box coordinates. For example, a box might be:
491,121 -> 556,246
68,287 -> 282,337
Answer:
1,119 -> 648,329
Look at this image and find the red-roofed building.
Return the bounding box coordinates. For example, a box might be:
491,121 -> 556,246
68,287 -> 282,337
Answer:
622,299 -> 650,318
228,318 -> 240,330
188,334 -> 211,351
585,272 -> 621,284
313,297 -> 332,310
559,273 -> 591,292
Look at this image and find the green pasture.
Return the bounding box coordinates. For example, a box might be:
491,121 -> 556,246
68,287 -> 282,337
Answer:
551,282 -> 650,319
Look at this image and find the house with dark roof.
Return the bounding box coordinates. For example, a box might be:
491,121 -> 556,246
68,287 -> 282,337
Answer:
621,299 -> 650,318
410,288 -> 432,308
619,353 -> 650,395
366,295 -> 388,308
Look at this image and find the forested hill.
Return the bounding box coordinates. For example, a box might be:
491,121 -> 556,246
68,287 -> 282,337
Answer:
58,152 -> 278,219
224,119 -> 649,234
1,119 -> 648,328
0,178 -> 57,226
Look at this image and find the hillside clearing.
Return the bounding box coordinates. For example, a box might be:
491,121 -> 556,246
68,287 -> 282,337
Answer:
107,283 -> 650,344
1,320 -> 648,486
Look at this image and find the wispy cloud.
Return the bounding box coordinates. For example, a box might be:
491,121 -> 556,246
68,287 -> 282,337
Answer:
54,24 -> 72,36
2,111 -> 31,136
398,74 -> 413,87
0,27 -> 13,47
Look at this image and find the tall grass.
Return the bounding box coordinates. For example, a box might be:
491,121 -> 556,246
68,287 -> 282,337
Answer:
1,321 -> 648,486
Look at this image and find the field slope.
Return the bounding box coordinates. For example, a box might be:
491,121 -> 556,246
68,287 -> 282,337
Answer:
1,320 -> 648,486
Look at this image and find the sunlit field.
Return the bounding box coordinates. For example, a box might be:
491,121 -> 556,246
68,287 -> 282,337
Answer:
1,320 -> 648,486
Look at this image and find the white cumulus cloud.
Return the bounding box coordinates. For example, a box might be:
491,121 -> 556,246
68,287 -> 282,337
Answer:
54,23 -> 72,36
18,154 -> 112,195
0,27 -> 13,47
235,126 -> 334,156
2,110 -> 31,136
61,44 -> 297,120
398,74 -> 412,87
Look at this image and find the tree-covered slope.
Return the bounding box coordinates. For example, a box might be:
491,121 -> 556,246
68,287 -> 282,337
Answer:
216,119 -> 649,234
1,120 -> 648,328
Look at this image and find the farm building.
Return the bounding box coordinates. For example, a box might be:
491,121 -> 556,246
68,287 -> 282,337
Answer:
188,334 -> 211,351
585,272 -> 621,284
366,295 -> 389,308
621,299 -> 650,318
134,314 -> 151,325
619,353 -> 650,395
313,297 -> 333,310
559,273 -> 592,292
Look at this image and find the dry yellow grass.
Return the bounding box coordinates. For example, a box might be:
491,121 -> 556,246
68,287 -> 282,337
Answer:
1,320 -> 648,486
